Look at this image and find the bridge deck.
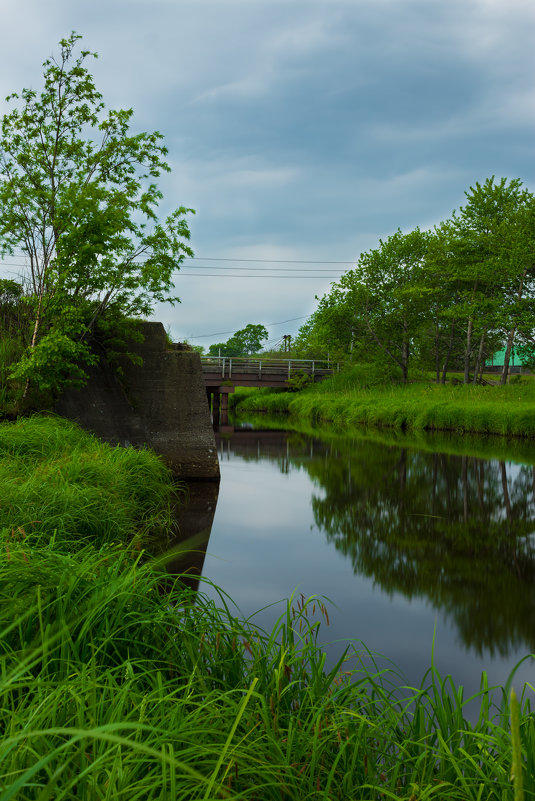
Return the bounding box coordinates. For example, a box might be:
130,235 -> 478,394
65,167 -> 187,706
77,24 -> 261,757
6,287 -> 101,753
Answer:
201,357 -> 336,388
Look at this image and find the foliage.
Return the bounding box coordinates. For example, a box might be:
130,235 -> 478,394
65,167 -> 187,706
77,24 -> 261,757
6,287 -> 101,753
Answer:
295,228 -> 431,382
297,177 -> 535,385
285,369 -> 313,392
0,278 -> 26,335
208,323 -> 269,357
0,33 -> 194,403
432,178 -> 535,383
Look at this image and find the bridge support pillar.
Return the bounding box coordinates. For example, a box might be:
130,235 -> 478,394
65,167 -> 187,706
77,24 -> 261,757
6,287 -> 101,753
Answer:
212,391 -> 221,423
206,385 -> 234,427
220,391 -> 229,422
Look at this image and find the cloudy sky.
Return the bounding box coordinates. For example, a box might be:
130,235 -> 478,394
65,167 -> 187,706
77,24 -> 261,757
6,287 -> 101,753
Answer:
1,0 -> 534,350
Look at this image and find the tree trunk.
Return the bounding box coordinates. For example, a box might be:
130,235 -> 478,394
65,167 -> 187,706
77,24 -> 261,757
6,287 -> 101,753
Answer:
463,317 -> 473,384
401,342 -> 409,384
500,326 -> 516,385
441,321 -> 456,384
401,320 -> 409,384
21,289 -> 45,403
434,321 -> 440,383
472,328 -> 487,385
501,270 -> 526,385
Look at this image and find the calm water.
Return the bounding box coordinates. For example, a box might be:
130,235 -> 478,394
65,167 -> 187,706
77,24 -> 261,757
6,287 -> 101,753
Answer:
188,423 -> 535,697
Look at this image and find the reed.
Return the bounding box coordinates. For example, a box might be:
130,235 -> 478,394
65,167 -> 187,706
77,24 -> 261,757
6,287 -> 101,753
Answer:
1,547 -> 533,799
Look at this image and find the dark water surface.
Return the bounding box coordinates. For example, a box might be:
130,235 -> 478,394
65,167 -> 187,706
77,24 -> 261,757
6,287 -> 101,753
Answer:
191,422 -> 535,697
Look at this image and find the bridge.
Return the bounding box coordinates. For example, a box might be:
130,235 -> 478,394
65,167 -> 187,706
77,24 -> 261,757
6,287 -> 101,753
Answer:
201,357 -> 337,423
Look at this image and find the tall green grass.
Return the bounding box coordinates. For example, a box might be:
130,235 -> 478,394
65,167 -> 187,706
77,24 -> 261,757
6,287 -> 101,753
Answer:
1,415 -> 534,798
1,546 -> 534,799
0,415 -> 176,550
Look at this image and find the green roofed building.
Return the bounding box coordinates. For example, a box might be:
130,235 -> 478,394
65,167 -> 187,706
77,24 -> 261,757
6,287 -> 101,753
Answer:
486,348 -> 527,369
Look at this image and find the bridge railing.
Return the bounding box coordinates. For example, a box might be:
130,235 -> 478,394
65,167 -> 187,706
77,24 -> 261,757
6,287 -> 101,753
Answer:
200,357 -> 338,380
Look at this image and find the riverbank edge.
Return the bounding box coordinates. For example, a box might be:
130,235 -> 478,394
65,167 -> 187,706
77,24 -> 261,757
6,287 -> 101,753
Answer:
232,380 -> 535,439
230,408 -> 535,468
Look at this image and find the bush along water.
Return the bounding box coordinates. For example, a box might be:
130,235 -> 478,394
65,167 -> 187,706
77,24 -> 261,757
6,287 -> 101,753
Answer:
0,415 -> 534,799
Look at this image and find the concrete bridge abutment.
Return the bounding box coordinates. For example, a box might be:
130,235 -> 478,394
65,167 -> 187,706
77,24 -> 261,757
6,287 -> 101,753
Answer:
56,322 -> 219,480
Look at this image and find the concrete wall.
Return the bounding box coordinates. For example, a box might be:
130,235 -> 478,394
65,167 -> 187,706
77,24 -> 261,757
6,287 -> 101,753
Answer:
56,322 -> 219,480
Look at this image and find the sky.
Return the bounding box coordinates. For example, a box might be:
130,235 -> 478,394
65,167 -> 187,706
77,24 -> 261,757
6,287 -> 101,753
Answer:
0,0 -> 534,351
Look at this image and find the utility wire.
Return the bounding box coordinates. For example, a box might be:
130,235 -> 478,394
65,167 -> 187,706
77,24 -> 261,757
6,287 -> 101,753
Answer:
0,261 -> 340,278
1,267 -> 333,281
186,315 -> 309,340
176,273 -> 337,279
177,265 -> 344,272
5,250 -> 355,265
189,257 -> 352,264
0,261 -> 314,340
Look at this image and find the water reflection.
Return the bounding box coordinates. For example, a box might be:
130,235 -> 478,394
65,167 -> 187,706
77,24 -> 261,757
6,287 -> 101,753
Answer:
217,427 -> 535,657
164,481 -> 219,591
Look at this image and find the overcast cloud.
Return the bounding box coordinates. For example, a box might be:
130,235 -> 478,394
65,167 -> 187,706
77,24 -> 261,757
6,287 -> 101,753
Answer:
1,0 -> 533,349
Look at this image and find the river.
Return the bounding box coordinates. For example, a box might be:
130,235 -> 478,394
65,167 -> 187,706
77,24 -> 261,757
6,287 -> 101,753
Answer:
177,419 -> 535,700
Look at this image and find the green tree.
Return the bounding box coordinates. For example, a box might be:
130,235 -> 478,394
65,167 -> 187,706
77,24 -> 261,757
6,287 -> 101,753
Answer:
208,324 -> 268,357
434,178 -> 535,384
294,287 -> 359,360
207,342 -> 228,357
299,229 -> 431,382
493,189 -> 535,383
349,229 -> 431,382
0,33 -> 194,402
296,178 -> 535,383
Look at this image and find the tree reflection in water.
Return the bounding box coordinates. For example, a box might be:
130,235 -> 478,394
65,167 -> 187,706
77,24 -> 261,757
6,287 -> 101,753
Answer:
229,426 -> 535,657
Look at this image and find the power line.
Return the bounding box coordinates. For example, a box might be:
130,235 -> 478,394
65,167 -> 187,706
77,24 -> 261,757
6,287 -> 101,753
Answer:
179,265 -> 344,272
3,253 -> 354,267
0,266 -> 336,281
266,315 -> 309,326
177,272 -> 337,279
1,260 -> 344,274
189,257 -> 353,264
186,315 -> 308,340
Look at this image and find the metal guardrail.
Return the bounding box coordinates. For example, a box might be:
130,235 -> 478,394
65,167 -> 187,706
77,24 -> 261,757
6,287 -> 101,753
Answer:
200,357 -> 338,380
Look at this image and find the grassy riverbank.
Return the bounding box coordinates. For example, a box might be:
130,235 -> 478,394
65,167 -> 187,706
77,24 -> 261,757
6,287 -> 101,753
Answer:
233,366 -> 535,438
1,416 -> 533,799
230,407 -> 535,467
